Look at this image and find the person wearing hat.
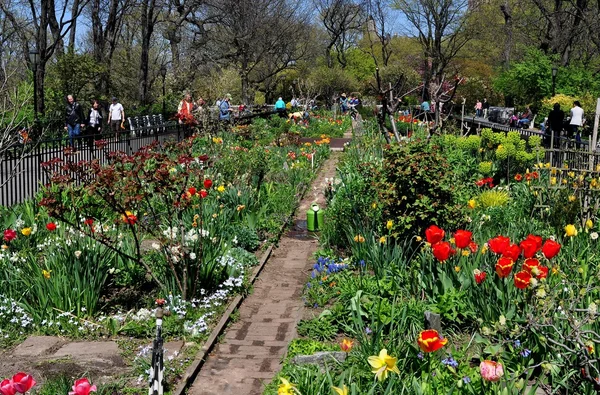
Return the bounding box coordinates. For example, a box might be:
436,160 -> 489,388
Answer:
340,93 -> 348,114
109,97 -> 125,136
219,94 -> 233,122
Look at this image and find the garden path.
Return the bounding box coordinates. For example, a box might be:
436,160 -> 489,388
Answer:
187,152 -> 341,395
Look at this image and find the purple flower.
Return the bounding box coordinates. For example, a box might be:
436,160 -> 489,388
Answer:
520,348 -> 531,358
417,352 -> 424,360
365,327 -> 372,335
463,376 -> 471,384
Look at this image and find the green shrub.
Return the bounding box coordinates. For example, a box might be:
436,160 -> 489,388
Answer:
232,225 -> 260,251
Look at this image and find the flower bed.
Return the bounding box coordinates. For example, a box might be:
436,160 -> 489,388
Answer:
0,115 -> 332,392
267,121 -> 600,394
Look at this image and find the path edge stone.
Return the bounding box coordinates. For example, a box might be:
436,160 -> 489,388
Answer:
172,159 -> 322,395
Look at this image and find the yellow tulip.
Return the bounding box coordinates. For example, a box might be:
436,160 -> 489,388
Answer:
278,378 -> 297,395
568,195 -> 576,202
353,235 -> 365,243
21,227 -> 32,236
217,185 -> 225,193
42,269 -> 51,279
372,202 -> 377,209
332,385 -> 348,395
586,219 -> 594,229
468,199 -> 476,209
461,250 -> 470,257
379,236 -> 386,244
386,220 -> 393,230
454,266 -> 461,272
564,224 -> 578,237
550,177 -> 557,185
368,349 -> 400,381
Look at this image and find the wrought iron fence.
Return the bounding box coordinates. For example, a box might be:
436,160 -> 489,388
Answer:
0,122 -> 191,207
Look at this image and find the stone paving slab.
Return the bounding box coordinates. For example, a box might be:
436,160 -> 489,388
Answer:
187,153 -> 339,395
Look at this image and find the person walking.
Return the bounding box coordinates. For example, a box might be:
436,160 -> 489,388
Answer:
482,98 -> 490,119
109,97 -> 125,137
86,99 -> 103,151
64,94 -> 85,149
177,93 -> 194,124
275,96 -> 286,117
219,94 -> 233,122
569,101 -> 584,149
475,99 -> 482,118
339,93 -> 348,114
548,103 -> 564,148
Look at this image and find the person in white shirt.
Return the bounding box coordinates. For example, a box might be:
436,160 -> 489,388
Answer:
569,101 -> 584,148
86,99 -> 103,150
109,97 -> 125,136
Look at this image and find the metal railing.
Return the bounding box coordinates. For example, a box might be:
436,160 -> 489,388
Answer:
0,122 -> 190,207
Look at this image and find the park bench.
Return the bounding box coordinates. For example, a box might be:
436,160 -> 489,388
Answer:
127,114 -> 168,136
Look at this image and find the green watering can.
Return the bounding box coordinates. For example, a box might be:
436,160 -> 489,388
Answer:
306,203 -> 325,232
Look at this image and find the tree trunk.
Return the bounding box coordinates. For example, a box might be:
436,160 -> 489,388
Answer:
35,63 -> 46,115
68,0 -> 81,52
139,0 -> 156,105
241,70 -> 249,105
501,1 -> 512,69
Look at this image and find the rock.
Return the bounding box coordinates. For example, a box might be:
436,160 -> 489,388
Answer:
424,311 -> 442,333
13,336 -> 64,357
291,351 -> 347,367
53,341 -> 120,359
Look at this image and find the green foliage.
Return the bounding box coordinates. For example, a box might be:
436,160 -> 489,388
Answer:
297,314 -> 339,341
231,225 -> 260,251
477,190 -> 510,208
285,338 -> 340,362
377,138 -> 466,239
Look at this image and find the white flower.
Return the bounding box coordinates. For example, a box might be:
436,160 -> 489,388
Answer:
589,302 -> 597,315
591,232 -> 598,240
74,250 -> 82,258
189,252 -> 196,260
152,242 -> 160,250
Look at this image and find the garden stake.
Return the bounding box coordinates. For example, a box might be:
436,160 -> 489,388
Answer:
149,302 -> 165,395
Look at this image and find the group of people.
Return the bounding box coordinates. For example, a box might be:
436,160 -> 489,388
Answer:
64,95 -> 125,149
542,101 -> 585,148
475,99 -> 490,118
339,93 -> 360,114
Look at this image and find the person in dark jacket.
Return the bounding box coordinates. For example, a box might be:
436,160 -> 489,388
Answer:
85,99 -> 103,151
65,95 -> 85,148
547,103 -> 564,148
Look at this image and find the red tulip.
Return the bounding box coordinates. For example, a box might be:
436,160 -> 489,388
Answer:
417,329 -> 448,352
542,240 -> 561,259
474,269 -> 487,284
495,257 -> 514,278
203,179 -> 213,189
488,236 -> 510,254
188,187 -> 197,196
537,265 -> 549,279
525,234 -> 543,250
84,218 -> 94,227
425,225 -> 445,245
3,229 -> 16,242
514,270 -> 532,289
514,174 -> 523,181
523,258 -> 540,274
502,244 -> 522,261
199,190 -> 208,198
454,230 -> 472,249
519,239 -> 538,259
432,241 -> 454,262
69,378 -> 97,395
46,223 -> 57,231
0,379 -> 16,395
198,154 -> 209,162
468,241 -> 479,253
11,373 -> 36,393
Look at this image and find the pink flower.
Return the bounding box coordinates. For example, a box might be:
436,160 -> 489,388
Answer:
3,229 -> 16,242
480,360 -> 504,382
11,373 -> 36,393
0,379 -> 16,395
69,378 -> 97,395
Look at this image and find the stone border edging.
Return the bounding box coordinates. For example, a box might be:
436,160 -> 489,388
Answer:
172,158 -> 322,395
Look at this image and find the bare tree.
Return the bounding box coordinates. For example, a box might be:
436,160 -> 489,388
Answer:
393,0 -> 475,96
0,0 -> 87,115
316,0 -> 366,68
364,0 -> 393,67
200,0 -> 310,104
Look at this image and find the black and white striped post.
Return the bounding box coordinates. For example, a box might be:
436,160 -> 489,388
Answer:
149,299 -> 165,395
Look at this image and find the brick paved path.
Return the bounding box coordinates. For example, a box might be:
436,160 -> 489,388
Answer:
188,153 -> 339,395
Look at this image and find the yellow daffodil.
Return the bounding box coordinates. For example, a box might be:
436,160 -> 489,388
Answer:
353,235 -> 365,243
565,224 -> 578,237
481,245 -> 488,254
449,237 -> 455,244
563,163 -> 569,169
372,202 -> 377,209
236,205 -> 245,211
386,220 -> 393,230
368,349 -> 400,381
21,227 -> 32,236
332,385 -> 348,395
586,219 -> 594,229
550,177 -> 557,185
467,199 -> 476,209
562,179 -> 567,184
42,269 -> 51,279
217,185 -> 225,193
461,250 -> 470,257
545,162 -> 551,168
568,195 -> 576,202
568,171 -> 575,178
379,236 -> 386,244
592,179 -> 599,188
454,266 -> 461,272
551,168 -> 558,175
552,266 -> 559,275
278,378 -> 297,395
416,236 -> 422,242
